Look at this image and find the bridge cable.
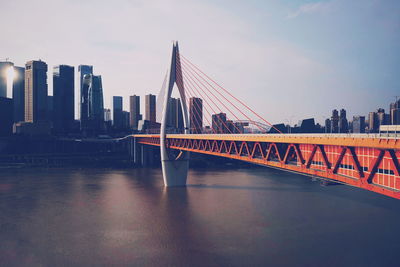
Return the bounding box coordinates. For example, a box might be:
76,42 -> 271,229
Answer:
181,54 -> 283,134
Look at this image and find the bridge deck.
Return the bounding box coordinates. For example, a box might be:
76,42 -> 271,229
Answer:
133,134 -> 400,150
133,134 -> 400,199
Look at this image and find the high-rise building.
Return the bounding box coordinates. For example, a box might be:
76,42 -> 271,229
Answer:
145,94 -> 156,122
78,65 -> 93,128
167,97 -> 178,129
189,97 -> 203,133
53,65 -> 74,134
122,111 -> 130,130
129,95 -> 141,130
25,60 -> 48,122
390,100 -> 400,125
376,108 -> 390,127
0,61 -> 13,98
352,116 -> 365,133
104,108 -> 111,122
324,118 -> 331,133
12,66 -> 25,123
212,112 -> 227,133
167,98 -> 184,133
339,108 -> 348,133
368,111 -> 379,133
0,97 -> 13,136
166,97 -> 183,132
330,109 -> 339,133
113,96 -> 123,130
88,75 -> 104,133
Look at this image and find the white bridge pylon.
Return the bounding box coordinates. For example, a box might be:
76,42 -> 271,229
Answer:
160,41 -> 190,187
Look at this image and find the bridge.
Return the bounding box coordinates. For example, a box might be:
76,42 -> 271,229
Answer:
129,42 -> 400,200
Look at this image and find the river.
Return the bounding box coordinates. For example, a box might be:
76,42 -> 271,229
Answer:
0,166 -> 399,266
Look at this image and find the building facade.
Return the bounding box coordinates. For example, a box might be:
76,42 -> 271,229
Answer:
53,65 -> 74,134
352,116 -> 365,133
390,100 -> 400,125
25,60 -> 48,123
0,97 -> 13,136
339,109 -> 348,133
0,61 -> 13,98
129,95 -> 141,130
145,94 -> 156,122
88,75 -> 104,133
12,66 -> 25,123
212,112 -> 227,133
189,97 -> 203,133
330,109 -> 339,133
113,96 -> 123,130
78,65 -> 93,128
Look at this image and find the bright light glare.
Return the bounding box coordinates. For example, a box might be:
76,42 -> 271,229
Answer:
7,66 -> 15,83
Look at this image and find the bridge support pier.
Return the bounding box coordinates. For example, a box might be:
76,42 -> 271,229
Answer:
141,145 -> 155,166
133,137 -> 141,165
132,137 -> 156,166
162,156 -> 189,187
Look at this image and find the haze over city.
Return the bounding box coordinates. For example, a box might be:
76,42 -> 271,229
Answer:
2,0 -> 399,124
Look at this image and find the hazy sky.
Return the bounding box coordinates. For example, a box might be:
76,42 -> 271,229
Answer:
1,0 -> 399,124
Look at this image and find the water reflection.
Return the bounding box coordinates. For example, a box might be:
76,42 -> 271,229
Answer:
0,167 -> 399,266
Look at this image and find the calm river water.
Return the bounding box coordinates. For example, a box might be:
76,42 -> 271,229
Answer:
0,166 -> 399,266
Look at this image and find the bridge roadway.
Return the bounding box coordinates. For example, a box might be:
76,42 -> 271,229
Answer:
133,133 -> 400,199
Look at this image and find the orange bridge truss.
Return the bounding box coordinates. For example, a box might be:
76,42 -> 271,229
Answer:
134,134 -> 400,199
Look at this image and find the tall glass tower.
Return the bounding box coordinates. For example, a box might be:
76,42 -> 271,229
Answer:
78,65 -> 93,129
12,66 -> 25,123
88,75 -> 104,133
53,65 -> 75,134
25,60 -> 48,123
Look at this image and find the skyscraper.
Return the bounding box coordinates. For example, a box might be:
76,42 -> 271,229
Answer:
212,112 -> 227,133
122,111 -> 130,130
324,118 -> 331,133
390,99 -> 400,125
88,75 -> 104,133
25,60 -> 48,122
330,109 -> 339,133
368,111 -> 379,133
167,98 -> 177,128
375,108 -> 390,130
189,97 -> 203,133
12,66 -> 25,123
0,97 -> 13,136
339,108 -> 348,133
145,94 -> 156,122
352,116 -> 365,133
113,96 -> 123,130
104,108 -> 111,122
129,95 -> 141,130
53,65 -> 74,134
389,99 -> 400,125
0,61 -> 13,98
78,65 -> 93,128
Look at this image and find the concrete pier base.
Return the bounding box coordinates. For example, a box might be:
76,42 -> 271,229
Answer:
161,158 -> 189,187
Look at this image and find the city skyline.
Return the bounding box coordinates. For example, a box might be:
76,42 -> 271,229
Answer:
1,0 -> 399,124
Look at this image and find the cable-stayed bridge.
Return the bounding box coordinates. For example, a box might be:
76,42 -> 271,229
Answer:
130,42 -> 400,200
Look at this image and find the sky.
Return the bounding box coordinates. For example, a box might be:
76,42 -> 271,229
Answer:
1,0 -> 399,125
